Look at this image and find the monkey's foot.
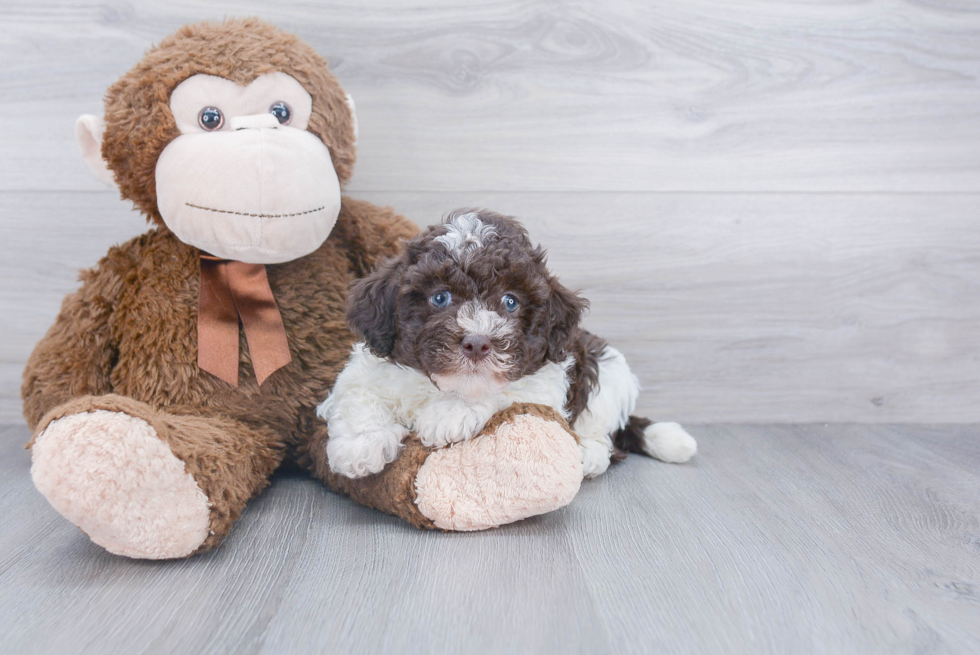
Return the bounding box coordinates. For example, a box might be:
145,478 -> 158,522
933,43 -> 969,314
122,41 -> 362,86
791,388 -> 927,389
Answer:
413,404 -> 584,531
31,409 -> 211,559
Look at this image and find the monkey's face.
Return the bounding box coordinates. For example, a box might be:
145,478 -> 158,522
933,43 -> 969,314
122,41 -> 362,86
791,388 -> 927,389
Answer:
76,20 -> 359,264
154,72 -> 342,264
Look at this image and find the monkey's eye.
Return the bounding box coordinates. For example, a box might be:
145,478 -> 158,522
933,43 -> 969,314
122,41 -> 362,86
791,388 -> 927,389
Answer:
269,101 -> 292,125
198,107 -> 224,131
430,291 -> 452,309
502,293 -> 519,313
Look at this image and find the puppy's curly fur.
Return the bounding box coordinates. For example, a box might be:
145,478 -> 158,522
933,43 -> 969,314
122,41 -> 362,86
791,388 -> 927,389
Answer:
318,209 -> 697,479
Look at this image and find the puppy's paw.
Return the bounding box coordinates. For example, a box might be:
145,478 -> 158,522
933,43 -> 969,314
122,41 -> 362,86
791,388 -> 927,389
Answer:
327,424 -> 409,479
415,401 -> 491,449
579,439 -> 612,478
642,422 -> 697,463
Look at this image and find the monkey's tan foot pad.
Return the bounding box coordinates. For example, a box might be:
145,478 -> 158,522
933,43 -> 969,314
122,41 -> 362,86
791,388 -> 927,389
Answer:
414,406 -> 584,531
31,410 -> 211,559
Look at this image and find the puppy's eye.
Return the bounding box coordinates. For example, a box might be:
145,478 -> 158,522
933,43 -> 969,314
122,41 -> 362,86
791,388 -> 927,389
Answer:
502,293 -> 519,313
430,291 -> 452,308
198,107 -> 224,131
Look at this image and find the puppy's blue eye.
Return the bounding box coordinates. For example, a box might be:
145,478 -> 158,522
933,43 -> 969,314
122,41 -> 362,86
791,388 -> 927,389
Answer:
502,293 -> 519,313
430,291 -> 452,308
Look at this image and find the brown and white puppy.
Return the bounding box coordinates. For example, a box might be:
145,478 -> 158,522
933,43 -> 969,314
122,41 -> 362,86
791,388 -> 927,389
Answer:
317,209 -> 696,479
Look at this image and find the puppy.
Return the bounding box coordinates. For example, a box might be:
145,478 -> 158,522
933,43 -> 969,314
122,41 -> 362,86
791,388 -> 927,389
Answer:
318,209 -> 697,479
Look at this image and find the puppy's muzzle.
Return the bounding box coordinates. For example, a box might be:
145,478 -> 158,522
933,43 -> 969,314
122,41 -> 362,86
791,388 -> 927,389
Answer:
461,334 -> 491,362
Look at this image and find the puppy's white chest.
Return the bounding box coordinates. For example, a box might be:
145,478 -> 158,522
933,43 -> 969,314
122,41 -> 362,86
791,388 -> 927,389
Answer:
320,344 -> 573,450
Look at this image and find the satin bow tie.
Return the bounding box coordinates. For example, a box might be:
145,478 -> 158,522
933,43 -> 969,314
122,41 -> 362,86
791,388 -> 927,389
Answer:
197,254 -> 292,387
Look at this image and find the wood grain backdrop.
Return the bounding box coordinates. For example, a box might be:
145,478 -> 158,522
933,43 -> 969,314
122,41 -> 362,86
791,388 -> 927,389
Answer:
0,0 -> 978,422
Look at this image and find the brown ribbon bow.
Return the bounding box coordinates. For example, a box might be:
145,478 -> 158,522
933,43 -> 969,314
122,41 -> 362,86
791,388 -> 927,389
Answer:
198,254 -> 292,387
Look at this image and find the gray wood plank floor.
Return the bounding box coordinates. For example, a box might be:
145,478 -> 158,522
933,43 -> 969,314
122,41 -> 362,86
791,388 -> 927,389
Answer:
2,422 -> 978,654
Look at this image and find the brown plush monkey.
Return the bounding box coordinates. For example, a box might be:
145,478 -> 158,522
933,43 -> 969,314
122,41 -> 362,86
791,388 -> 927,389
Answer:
22,19 -> 584,559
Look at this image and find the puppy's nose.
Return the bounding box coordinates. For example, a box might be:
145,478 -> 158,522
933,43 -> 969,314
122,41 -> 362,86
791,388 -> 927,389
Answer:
461,334 -> 491,361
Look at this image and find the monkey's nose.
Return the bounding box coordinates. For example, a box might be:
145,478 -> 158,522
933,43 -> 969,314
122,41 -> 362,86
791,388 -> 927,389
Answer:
228,113 -> 281,130
461,335 -> 491,362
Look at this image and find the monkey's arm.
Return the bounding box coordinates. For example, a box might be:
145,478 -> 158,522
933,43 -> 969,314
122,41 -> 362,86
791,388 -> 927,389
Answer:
21,246 -> 134,431
332,196 -> 420,277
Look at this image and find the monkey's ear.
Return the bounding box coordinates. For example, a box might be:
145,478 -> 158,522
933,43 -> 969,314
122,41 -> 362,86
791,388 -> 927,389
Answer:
344,94 -> 358,145
346,256 -> 404,358
75,115 -> 116,188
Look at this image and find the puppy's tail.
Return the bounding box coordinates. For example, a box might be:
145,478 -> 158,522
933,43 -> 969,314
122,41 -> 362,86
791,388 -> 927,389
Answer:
613,417 -> 697,464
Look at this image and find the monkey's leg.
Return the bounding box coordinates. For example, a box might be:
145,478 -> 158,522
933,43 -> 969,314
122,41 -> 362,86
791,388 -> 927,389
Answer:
305,403 -> 584,531
29,395 -> 284,559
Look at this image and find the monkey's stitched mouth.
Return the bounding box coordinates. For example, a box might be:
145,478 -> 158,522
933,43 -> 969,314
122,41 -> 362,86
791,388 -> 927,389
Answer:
184,202 -> 325,218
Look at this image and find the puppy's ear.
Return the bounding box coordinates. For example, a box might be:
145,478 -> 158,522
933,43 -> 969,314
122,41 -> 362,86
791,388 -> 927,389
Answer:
545,278 -> 588,362
346,255 -> 406,357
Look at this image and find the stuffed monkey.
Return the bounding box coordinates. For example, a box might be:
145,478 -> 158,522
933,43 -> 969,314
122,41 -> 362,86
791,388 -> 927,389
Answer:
22,19 -> 584,559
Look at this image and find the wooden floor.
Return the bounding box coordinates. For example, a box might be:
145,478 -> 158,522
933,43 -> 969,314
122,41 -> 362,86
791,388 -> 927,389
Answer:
2,422 -> 978,654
